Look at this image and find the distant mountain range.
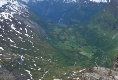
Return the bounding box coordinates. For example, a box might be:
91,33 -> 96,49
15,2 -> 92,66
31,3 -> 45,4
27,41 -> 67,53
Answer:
21,0 -> 110,3
19,0 -> 109,25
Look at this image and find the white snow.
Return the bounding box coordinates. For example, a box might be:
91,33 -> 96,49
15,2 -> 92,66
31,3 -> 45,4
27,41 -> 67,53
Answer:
0,47 -> 4,50
90,0 -> 110,3
21,55 -> 25,61
0,34 -> 3,37
38,67 -> 41,70
40,70 -> 49,79
8,38 -> 15,42
25,34 -> 30,37
34,64 -> 37,66
11,24 -> 16,30
11,24 -> 22,34
18,21 -> 22,24
10,44 -> 19,48
21,0 -> 110,3
8,0 -> 28,14
0,0 -> 8,7
0,0 -> 28,17
0,12 -> 14,20
22,0 -> 77,3
25,28 -> 28,33
79,69 -> 86,73
25,70 -> 33,80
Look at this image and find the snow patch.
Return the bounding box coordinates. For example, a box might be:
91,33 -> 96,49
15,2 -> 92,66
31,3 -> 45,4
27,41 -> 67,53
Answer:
0,0 -> 8,7
90,0 -> 110,3
0,47 -> 4,50
25,70 -> 33,80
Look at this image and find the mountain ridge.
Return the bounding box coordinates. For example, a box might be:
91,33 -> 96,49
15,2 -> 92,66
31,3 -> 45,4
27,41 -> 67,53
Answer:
21,0 -> 110,3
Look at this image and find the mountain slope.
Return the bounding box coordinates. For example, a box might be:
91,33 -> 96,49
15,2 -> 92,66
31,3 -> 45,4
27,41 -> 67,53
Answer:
0,1 -> 71,80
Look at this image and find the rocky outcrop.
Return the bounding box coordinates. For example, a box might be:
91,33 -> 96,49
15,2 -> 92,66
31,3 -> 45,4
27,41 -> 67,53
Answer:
79,55 -> 118,80
0,52 -> 23,80
80,67 -> 118,80
113,55 -> 118,70
0,67 -> 16,80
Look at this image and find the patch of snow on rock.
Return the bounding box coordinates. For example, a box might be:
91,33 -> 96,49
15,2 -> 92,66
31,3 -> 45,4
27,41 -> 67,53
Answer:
0,47 -> 4,50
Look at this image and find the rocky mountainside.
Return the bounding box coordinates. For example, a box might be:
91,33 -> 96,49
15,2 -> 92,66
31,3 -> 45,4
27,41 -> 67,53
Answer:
0,0 -> 66,80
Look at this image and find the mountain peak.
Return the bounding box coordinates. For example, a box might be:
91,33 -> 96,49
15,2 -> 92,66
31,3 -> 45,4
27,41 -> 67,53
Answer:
0,0 -> 16,7
0,0 -> 28,16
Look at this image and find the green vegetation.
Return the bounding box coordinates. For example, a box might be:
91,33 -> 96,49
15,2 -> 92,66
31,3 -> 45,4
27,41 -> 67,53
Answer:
3,0 -> 118,79
30,1 -> 118,68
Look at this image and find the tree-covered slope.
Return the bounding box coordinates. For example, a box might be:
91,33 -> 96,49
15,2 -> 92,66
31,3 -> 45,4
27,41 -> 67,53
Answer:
34,0 -> 118,68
